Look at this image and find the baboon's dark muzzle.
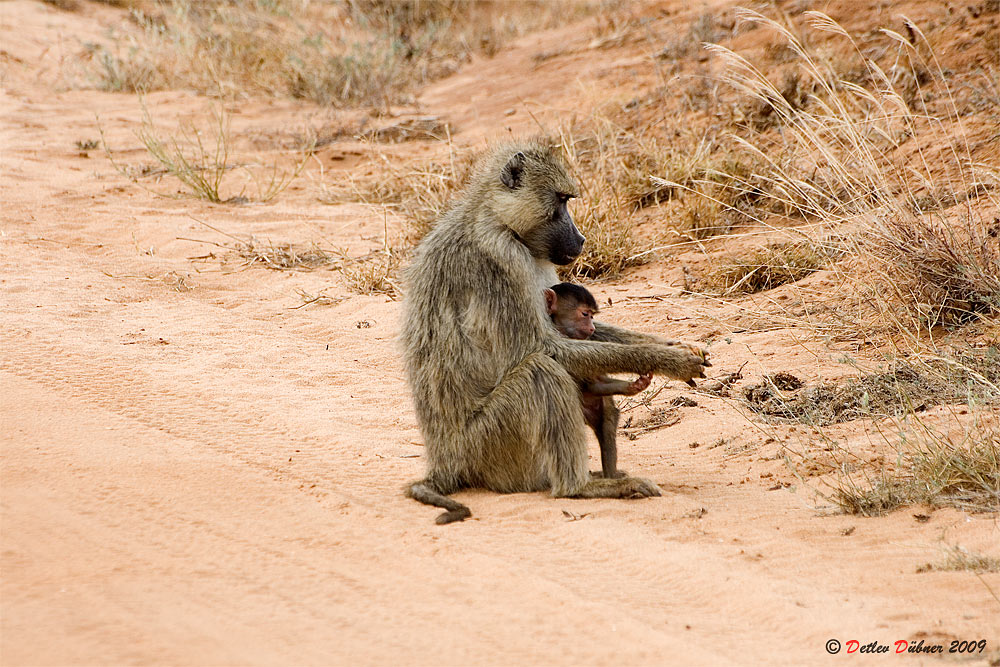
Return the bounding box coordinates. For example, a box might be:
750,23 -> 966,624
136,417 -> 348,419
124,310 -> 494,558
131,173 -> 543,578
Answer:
550,216 -> 585,266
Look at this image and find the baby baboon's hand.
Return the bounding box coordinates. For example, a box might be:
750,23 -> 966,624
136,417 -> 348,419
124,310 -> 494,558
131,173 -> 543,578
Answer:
624,372 -> 652,395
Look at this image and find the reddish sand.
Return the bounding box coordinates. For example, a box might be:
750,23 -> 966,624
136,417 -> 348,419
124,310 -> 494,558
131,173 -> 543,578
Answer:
2,1 -> 997,665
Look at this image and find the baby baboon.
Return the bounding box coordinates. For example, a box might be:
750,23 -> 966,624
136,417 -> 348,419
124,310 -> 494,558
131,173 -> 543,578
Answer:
545,282 -> 650,479
402,138 -> 710,524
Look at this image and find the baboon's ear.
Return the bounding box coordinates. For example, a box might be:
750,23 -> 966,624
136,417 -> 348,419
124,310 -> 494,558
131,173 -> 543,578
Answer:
500,152 -> 526,189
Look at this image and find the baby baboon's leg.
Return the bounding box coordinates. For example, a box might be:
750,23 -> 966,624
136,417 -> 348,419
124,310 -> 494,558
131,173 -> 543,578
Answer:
597,397 -> 626,479
581,393 -> 621,478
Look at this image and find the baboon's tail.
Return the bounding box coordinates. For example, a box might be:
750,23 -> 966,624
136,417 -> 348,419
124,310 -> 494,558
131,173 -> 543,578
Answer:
406,480 -> 471,525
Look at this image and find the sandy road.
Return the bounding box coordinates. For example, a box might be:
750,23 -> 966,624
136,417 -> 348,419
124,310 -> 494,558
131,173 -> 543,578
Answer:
2,211 -> 997,665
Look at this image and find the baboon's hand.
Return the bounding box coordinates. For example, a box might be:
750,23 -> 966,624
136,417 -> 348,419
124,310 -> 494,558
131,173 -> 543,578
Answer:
663,343 -> 710,387
678,342 -> 711,365
623,477 -> 662,498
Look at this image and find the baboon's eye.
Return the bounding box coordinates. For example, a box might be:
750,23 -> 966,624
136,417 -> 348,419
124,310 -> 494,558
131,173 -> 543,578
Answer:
557,193 -> 572,203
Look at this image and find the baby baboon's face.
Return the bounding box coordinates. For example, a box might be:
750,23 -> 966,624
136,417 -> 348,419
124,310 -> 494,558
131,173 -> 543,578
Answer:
545,289 -> 596,340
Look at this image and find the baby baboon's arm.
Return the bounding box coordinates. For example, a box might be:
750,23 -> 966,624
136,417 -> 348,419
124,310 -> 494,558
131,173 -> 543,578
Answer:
584,373 -> 652,396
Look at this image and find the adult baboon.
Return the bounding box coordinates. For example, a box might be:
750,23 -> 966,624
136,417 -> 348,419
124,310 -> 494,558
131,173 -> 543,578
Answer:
402,139 -> 709,524
545,282 -> 651,480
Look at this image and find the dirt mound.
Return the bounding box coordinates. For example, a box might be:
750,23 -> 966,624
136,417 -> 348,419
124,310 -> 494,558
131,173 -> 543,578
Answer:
744,353 -> 1000,425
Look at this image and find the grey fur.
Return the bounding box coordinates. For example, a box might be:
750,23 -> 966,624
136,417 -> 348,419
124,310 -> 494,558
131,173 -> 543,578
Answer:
401,139 -> 710,524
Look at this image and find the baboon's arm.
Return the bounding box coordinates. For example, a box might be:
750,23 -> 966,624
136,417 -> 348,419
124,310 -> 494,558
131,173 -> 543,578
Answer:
545,337 -> 708,383
591,320 -> 680,346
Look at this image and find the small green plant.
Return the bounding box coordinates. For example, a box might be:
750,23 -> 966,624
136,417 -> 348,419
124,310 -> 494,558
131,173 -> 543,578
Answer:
103,103 -> 311,203
134,106 -> 231,203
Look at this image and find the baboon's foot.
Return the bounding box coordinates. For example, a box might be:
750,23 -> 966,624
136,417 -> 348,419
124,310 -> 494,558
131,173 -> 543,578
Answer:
590,469 -> 628,479
572,476 -> 662,499
620,476 -> 662,498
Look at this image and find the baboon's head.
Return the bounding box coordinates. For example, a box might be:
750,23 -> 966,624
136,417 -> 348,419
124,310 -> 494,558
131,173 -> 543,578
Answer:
481,140 -> 584,266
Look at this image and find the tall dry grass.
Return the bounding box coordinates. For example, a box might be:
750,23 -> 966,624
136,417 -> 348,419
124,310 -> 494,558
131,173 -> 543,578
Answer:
87,0 -> 585,107
685,9 -> 1000,338
681,10 -> 1000,515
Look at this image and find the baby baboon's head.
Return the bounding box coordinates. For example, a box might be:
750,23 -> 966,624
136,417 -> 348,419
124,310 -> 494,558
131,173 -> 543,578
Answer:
545,282 -> 599,340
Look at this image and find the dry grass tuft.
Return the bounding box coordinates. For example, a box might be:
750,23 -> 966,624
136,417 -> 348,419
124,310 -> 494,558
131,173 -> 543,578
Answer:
828,427 -> 1000,516
320,145 -> 471,245
699,10 -> 1000,335
188,236 -> 339,272
293,288 -> 348,309
556,120 -> 655,278
621,407 -> 680,440
906,425 -> 1000,513
705,241 -> 838,294
337,247 -> 405,298
232,240 -> 336,272
918,545 -> 1000,573
561,117 -> 770,275
866,214 -> 1000,329
832,476 -> 915,517
832,425 -> 1000,516
360,116 -> 453,144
